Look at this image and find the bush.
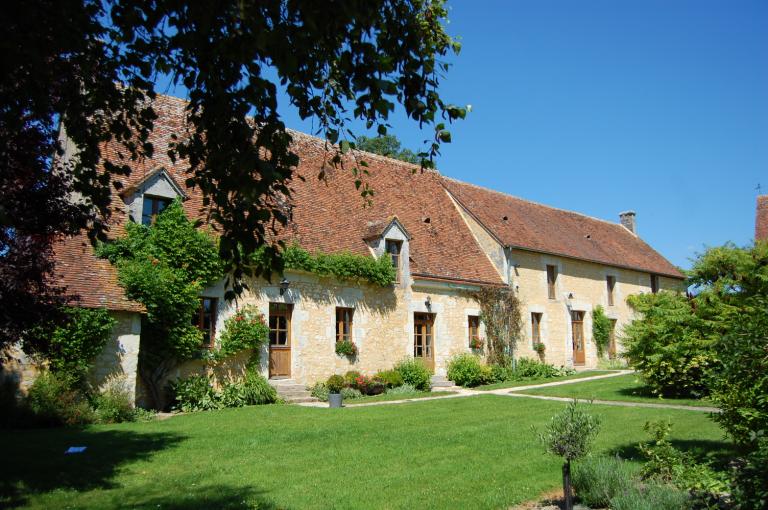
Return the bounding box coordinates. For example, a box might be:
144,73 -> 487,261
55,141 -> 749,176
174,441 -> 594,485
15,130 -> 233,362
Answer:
385,383 -> 418,395
394,358 -> 432,391
623,291 -> 718,398
309,382 -> 329,401
447,354 -> 488,387
489,363 -> 513,383
343,371 -> 362,386
375,369 -> 404,388
215,306 -> 269,362
220,371 -> 278,407
731,435 -> 768,510
609,483 -> 689,510
592,305 -> 612,358
572,456 -> 635,508
341,387 -> 363,400
515,357 -> 571,379
26,371 -> 94,426
352,375 -> 385,395
170,374 -> 221,412
92,375 -> 136,424
326,374 -> 345,393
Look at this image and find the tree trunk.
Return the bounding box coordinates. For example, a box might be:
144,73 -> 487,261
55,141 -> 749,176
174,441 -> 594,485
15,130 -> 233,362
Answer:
563,460 -> 573,510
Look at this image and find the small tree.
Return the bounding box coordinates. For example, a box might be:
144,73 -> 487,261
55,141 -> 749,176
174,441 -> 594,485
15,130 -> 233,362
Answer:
536,400 -> 602,510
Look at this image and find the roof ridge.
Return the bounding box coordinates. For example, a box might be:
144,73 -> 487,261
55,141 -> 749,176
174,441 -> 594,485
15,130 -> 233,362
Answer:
442,176 -> 628,231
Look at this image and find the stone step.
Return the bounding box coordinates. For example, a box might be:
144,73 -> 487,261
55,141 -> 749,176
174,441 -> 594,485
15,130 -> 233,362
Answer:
269,384 -> 306,392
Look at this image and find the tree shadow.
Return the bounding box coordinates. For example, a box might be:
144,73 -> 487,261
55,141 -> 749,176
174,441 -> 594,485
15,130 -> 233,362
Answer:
114,484 -> 285,510
608,438 -> 738,470
0,427 -> 186,508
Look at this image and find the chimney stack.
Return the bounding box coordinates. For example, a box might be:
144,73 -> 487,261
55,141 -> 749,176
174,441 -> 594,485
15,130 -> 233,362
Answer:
619,211 -> 636,234
757,195 -> 768,242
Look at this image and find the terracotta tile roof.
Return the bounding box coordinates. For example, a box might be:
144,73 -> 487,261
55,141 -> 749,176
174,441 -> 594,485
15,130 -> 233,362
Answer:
442,177 -> 684,279
53,235 -> 144,313
756,195 -> 768,242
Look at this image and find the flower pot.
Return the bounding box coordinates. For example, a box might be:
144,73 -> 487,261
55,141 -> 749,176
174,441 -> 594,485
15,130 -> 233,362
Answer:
328,392 -> 343,408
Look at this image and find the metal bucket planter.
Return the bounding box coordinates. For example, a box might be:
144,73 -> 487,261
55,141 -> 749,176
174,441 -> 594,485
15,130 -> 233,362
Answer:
328,393 -> 343,408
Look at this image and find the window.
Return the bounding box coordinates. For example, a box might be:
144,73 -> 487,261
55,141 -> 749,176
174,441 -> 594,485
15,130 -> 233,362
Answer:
468,316 -> 480,347
192,297 -> 217,347
650,274 -> 659,294
531,312 -> 542,347
335,307 -> 353,343
606,275 -> 616,306
269,303 -> 291,346
546,265 -> 557,299
141,196 -> 171,225
385,239 -> 403,282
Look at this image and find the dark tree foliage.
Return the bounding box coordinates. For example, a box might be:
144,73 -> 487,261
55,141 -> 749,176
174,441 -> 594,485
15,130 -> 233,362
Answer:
356,135 -> 420,164
0,0 -> 464,356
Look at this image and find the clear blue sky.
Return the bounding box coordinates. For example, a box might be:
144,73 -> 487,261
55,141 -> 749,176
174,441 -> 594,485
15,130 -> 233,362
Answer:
161,0 -> 768,270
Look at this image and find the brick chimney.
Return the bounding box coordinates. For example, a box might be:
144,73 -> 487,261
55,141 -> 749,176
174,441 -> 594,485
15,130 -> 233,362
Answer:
619,210 -> 636,234
757,195 -> 768,242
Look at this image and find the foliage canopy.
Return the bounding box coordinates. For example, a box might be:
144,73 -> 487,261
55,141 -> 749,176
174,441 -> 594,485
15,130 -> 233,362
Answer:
355,135 -> 420,164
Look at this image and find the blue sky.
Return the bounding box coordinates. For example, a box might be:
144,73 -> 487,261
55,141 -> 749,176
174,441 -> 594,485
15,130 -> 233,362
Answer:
160,0 -> 768,270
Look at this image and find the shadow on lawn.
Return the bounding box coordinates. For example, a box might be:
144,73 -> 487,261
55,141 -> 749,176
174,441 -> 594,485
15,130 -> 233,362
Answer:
0,427 -> 186,508
114,483 -> 284,510
609,438 -> 737,469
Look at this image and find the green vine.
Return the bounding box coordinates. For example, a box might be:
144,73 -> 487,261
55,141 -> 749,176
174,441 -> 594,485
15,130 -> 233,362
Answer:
466,286 -> 524,366
252,244 -> 396,287
208,305 -> 269,366
592,305 -> 612,358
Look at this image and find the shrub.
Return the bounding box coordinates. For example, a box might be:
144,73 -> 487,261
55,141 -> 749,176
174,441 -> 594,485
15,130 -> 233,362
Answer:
335,339 -> 357,356
26,371 -> 94,427
309,382 -> 329,401
609,483 -> 689,510
326,374 -> 345,393
490,363 -> 513,383
591,305 -> 612,358
731,435 -> 768,510
447,353 -> 487,387
341,387 -> 363,400
385,383 -> 418,395
375,369 -> 404,388
343,371 -> 362,386
623,291 -> 718,398
394,358 -> 432,391
353,375 -> 385,395
25,307 -> 116,387
220,371 -> 278,407
170,374 -> 221,412
515,357 -> 573,379
572,456 -> 635,508
92,375 -> 136,424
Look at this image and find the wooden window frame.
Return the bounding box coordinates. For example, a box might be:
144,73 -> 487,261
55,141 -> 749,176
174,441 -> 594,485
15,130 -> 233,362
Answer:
268,303 -> 292,347
546,265 -> 557,300
531,312 -> 542,347
335,307 -> 353,343
650,274 -> 659,294
193,297 -> 217,348
141,195 -> 172,225
467,315 -> 480,347
607,275 -> 616,306
385,239 -> 403,283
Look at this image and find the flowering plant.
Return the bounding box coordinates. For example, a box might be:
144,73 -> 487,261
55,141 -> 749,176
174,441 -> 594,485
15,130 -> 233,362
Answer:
335,339 -> 357,357
534,342 -> 546,354
353,374 -> 385,395
213,305 -> 269,363
469,337 -> 484,350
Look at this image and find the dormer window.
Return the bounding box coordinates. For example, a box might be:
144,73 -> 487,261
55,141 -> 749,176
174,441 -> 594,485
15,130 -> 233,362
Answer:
141,196 -> 172,225
385,239 -> 402,282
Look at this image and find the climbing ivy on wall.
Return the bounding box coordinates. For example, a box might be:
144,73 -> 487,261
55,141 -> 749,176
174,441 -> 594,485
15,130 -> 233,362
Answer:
252,244 -> 396,287
591,305 -> 612,358
466,286 -> 524,366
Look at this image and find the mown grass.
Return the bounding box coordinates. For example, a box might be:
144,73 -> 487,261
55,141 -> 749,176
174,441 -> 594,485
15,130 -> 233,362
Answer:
474,370 -> 616,391
346,390 -> 455,405
1,395 -> 730,509
517,373 -> 715,407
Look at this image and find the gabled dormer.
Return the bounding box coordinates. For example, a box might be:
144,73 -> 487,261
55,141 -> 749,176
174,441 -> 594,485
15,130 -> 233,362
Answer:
363,216 -> 411,286
121,168 -> 187,225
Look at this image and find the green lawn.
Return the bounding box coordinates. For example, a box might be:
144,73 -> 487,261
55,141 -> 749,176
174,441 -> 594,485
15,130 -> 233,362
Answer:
346,390 -> 455,405
474,370 -> 616,391
517,373 -> 715,408
1,395 -> 731,510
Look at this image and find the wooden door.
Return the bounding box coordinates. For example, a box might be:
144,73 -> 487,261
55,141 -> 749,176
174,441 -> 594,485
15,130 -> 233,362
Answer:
571,311 -> 585,366
414,313 -> 435,372
608,319 -> 617,359
269,303 -> 292,377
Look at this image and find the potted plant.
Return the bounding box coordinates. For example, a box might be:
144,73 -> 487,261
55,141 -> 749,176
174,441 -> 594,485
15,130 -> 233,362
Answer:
534,342 -> 546,361
469,337 -> 483,351
335,339 -> 358,357
326,374 -> 345,408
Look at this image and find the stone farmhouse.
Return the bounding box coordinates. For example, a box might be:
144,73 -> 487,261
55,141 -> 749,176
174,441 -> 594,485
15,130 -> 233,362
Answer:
37,94 -> 686,404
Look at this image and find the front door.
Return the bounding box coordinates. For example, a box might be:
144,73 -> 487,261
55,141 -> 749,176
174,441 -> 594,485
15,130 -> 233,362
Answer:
414,313 -> 435,372
571,310 -> 585,366
269,303 -> 292,377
